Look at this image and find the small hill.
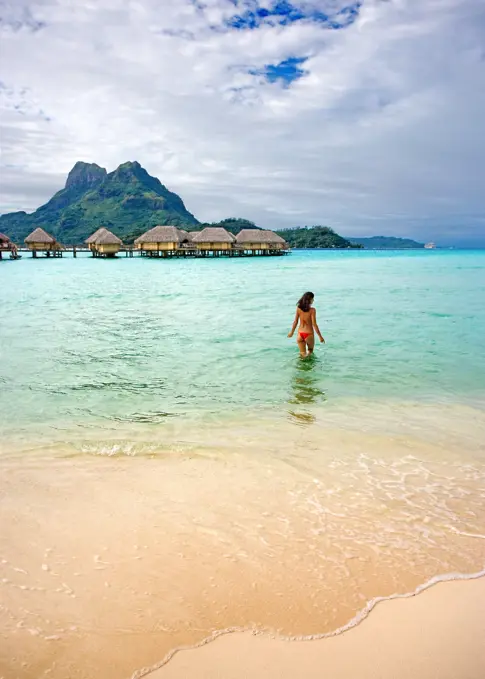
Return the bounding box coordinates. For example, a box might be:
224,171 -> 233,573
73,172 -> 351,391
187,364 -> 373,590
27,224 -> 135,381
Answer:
275,226 -> 361,249
195,218 -> 262,235
350,236 -> 424,249
0,161 -> 198,243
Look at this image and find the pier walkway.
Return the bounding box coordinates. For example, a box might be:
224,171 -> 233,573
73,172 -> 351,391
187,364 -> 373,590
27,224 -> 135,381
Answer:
11,245 -> 289,259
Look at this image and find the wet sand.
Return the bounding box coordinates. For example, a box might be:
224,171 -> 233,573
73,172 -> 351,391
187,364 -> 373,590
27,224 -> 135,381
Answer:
1,407 -> 484,678
149,576 -> 485,679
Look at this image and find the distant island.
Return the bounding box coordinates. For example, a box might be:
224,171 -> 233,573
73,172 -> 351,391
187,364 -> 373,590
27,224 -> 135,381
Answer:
349,236 -> 424,249
0,161 -> 427,250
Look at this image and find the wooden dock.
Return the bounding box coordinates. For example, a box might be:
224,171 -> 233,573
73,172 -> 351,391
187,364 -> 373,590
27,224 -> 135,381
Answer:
11,246 -> 133,258
11,245 -> 289,259
138,244 -> 288,258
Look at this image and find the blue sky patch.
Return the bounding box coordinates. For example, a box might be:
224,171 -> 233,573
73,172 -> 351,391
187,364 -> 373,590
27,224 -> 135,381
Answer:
224,1 -> 362,31
250,56 -> 308,86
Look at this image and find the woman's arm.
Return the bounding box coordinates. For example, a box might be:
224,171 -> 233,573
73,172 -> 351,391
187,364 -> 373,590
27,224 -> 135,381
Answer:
288,309 -> 299,337
312,308 -> 325,343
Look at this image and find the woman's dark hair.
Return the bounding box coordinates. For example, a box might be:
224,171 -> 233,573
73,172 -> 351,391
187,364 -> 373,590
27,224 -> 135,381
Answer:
297,291 -> 314,312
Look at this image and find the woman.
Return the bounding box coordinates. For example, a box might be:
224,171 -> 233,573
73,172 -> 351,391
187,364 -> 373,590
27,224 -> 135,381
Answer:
288,291 -> 325,358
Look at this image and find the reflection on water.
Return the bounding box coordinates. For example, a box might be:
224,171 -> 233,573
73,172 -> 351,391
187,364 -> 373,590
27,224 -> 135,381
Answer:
288,356 -> 326,424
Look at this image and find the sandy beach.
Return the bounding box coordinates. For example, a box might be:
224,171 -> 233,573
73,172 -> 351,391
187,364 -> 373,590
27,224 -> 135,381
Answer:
147,576 -> 485,679
1,405 -> 485,679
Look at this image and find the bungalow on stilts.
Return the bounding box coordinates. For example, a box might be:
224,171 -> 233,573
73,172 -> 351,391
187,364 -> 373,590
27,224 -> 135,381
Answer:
235,229 -> 288,255
24,228 -> 63,257
135,225 -> 181,257
191,227 -> 236,256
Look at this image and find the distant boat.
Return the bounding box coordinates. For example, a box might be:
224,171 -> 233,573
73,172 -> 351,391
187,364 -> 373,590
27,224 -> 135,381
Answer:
424,242 -> 436,249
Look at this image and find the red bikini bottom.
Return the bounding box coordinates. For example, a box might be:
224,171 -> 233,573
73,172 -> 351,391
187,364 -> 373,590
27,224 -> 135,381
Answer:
299,332 -> 310,340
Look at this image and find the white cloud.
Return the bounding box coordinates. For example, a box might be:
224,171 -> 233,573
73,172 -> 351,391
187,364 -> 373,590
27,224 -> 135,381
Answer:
1,0 -> 484,244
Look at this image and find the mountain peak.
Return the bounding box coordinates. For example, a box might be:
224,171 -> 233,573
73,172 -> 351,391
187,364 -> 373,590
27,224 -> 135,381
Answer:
117,161 -> 141,170
111,160 -> 147,182
0,160 -> 198,243
65,162 -> 107,191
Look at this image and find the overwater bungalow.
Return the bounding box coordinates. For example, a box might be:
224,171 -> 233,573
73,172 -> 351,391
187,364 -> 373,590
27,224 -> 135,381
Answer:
92,229 -> 123,257
235,229 -> 288,254
24,227 -> 62,257
0,232 -> 12,259
135,225 -> 181,256
85,227 -> 110,253
178,229 -> 193,244
0,233 -> 21,260
191,227 -> 235,254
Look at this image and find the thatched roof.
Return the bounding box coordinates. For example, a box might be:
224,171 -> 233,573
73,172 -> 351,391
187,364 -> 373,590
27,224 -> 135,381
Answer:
191,227 -> 236,243
178,229 -> 193,242
95,229 -> 122,245
135,225 -> 181,245
85,227 -> 109,244
0,232 -> 11,244
25,227 -> 56,244
236,229 -> 287,245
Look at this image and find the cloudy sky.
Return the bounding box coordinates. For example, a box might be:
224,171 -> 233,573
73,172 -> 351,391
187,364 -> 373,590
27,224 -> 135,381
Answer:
1,0 -> 484,245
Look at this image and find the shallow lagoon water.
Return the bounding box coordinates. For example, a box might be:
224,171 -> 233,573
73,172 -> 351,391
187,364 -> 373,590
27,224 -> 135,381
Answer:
1,249 -> 485,437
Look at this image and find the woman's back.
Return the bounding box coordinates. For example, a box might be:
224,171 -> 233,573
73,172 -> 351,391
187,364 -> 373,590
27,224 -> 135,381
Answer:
298,307 -> 314,331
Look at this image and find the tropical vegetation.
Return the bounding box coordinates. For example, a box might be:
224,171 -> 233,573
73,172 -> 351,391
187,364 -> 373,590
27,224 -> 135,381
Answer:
275,226 -> 362,249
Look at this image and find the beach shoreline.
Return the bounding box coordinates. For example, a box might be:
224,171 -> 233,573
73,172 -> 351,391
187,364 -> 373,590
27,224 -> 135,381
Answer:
143,575 -> 485,679
1,416 -> 484,679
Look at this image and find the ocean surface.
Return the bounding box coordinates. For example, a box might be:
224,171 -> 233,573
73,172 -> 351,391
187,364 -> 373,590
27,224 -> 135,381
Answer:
1,249 -> 485,679
1,249 -> 484,439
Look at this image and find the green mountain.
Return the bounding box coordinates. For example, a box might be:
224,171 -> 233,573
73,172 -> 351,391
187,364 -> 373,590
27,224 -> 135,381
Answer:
0,161 -> 199,243
275,226 -> 362,249
350,236 -> 424,249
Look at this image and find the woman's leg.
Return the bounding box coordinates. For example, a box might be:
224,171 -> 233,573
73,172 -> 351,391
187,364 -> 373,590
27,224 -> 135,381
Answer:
297,334 -> 307,358
306,334 -> 315,355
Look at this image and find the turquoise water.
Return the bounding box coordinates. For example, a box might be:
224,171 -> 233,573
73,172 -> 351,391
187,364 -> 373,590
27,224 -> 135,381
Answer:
1,249 -> 485,443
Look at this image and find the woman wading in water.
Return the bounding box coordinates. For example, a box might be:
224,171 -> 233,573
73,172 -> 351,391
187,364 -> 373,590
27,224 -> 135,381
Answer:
288,291 -> 325,358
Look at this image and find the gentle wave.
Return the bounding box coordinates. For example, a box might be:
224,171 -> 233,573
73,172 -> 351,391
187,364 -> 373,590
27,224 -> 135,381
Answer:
131,569 -> 485,679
